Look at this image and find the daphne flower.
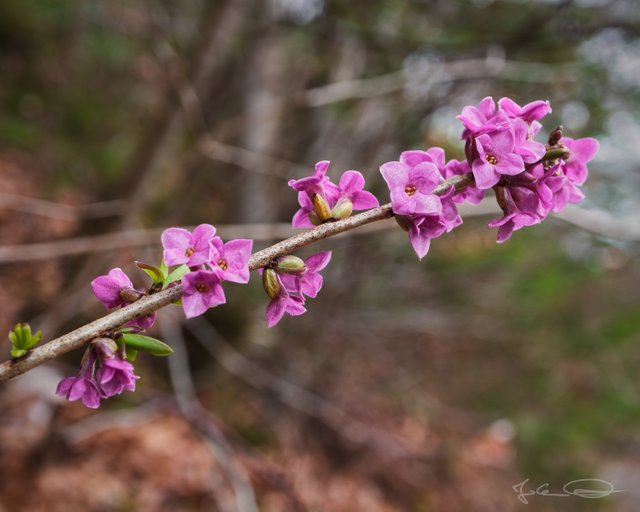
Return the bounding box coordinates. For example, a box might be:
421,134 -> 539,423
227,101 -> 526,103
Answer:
211,238 -> 253,283
97,357 -> 139,397
559,137 -> 600,186
379,159 -> 443,215
335,171 -> 379,211
91,268 -> 138,309
280,251 -> 332,299
161,224 -> 218,267
56,349 -> 101,409
472,130 -> 525,189
182,269 -> 226,318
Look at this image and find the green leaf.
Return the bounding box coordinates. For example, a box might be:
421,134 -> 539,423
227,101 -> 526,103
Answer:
120,333 -> 173,356
135,261 -> 166,286
165,264 -> 190,287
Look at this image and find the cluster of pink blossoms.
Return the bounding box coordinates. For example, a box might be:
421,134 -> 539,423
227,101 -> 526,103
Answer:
55,96 -> 599,408
56,338 -> 138,408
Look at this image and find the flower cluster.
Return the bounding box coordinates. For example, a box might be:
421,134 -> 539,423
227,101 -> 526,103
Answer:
161,224 -> 253,318
289,161 -> 379,227
51,96 -> 600,410
56,338 -> 138,409
458,97 -> 598,242
378,97 -> 599,252
261,252 -> 331,327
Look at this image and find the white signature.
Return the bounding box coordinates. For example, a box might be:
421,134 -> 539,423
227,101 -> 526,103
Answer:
513,478 -> 626,504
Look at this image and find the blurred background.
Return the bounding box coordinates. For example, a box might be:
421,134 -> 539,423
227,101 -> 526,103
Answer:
1,0 -> 639,510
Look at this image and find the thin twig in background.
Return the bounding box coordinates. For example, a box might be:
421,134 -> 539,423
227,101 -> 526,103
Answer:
0,195 -> 126,221
160,310 -> 259,512
186,317 -> 429,461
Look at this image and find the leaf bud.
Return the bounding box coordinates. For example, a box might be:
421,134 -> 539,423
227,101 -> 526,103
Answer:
262,268 -> 281,299
276,255 -> 307,275
119,288 -> 144,303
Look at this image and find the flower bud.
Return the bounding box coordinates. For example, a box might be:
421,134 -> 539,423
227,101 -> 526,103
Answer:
91,337 -> 119,359
275,255 -> 306,275
548,125 -> 563,146
119,288 -> 144,303
262,268 -> 281,299
330,198 -> 353,220
313,193 -> 332,221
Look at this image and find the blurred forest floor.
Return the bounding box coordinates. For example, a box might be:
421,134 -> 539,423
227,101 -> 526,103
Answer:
2,1 -> 640,511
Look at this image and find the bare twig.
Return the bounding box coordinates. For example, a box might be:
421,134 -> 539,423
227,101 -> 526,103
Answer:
187,317 -> 426,460
0,194 -> 125,220
160,311 -> 259,512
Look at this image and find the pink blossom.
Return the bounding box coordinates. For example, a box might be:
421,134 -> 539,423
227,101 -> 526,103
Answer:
96,357 -> 139,397
280,251 -> 332,299
181,269 -> 226,319
161,224 -> 218,267
91,268 -> 136,309
379,158 -> 443,216
211,238 -> 253,284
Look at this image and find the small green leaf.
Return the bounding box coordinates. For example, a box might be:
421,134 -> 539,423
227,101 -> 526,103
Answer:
135,261 -> 166,286
165,264 -> 190,287
120,333 -> 173,356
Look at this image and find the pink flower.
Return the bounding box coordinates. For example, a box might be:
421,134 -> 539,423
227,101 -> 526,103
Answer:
335,171 -> 380,210
560,136 -> 600,186
181,270 -> 226,318
96,357 -> 139,397
265,272 -> 307,328
379,158 -> 443,216
91,268 -> 156,330
280,251 -> 332,299
472,130 -> 525,189
289,161 -> 379,227
210,239 -> 253,284
91,268 -> 136,309
443,159 -> 484,205
161,224 -> 218,267
56,349 -> 101,409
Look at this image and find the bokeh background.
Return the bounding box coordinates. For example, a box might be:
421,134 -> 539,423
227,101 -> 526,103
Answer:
1,0 -> 640,511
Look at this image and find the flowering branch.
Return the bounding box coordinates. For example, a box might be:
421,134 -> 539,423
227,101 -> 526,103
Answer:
0,174 -> 470,383
2,97 -> 600,411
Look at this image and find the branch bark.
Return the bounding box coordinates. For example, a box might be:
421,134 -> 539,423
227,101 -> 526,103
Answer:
0,173 -> 472,383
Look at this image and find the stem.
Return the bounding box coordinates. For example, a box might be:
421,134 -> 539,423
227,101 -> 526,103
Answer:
0,173 -> 474,383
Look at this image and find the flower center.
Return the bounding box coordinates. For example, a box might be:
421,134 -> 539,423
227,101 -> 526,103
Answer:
196,283 -> 209,293
218,258 -> 228,271
404,184 -> 417,196
185,246 -> 195,257
486,154 -> 498,165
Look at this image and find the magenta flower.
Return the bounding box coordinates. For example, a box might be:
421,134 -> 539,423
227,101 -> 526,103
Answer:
211,238 -> 253,284
56,349 -> 101,409
265,274 -> 307,328
161,224 -> 218,267
127,313 -> 157,331
400,148 -> 446,171
472,130 -> 525,189
560,137 -> 600,186
91,268 -> 137,309
96,357 -> 139,397
512,118 -> 547,164
335,171 -> 380,210
288,160 -> 340,203
289,162 -> 378,226
280,251 -> 332,299
379,159 -> 443,216
443,159 -> 484,204
498,97 -> 551,125
407,215 -> 448,260
457,96 -> 510,139
181,269 -> 226,319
